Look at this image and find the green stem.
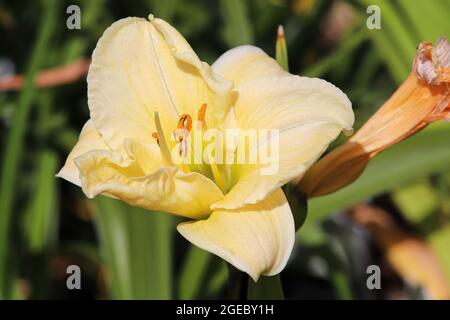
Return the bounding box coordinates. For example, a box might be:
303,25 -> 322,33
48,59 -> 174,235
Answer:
247,275 -> 285,300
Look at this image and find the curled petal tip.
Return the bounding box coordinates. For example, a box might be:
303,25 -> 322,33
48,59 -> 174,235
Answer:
435,37 -> 450,68
413,37 -> 450,85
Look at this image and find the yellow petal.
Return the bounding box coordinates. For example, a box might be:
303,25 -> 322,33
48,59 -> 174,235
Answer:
74,140 -> 224,219
212,76 -> 354,209
151,17 -> 234,125
177,188 -> 295,281
212,45 -> 289,85
56,120 -> 108,186
87,16 -> 232,150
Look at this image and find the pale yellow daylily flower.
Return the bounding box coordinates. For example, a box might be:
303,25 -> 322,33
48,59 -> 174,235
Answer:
57,15 -> 354,281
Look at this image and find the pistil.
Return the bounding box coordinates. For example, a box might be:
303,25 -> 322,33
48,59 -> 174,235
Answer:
154,112 -> 175,166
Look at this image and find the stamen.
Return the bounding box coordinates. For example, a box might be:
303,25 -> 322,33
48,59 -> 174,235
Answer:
177,114 -> 192,134
173,114 -> 193,157
151,132 -> 159,145
197,103 -> 208,130
154,112 -> 174,166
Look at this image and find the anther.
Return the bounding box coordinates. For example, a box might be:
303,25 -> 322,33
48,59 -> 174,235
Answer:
151,132 -> 159,145
173,114 -> 193,157
177,114 -> 192,134
197,103 -> 208,130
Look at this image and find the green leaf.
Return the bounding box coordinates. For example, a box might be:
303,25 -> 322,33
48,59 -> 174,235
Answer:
392,181 -> 440,225
356,0 -> 418,83
359,0 -> 417,60
0,0 -> 58,299
428,225 -> 450,281
220,0 -> 254,47
302,27 -> 368,77
94,197 -> 174,299
398,0 -> 450,42
23,151 -> 59,253
178,245 -> 212,299
203,261 -> 228,297
331,270 -> 353,300
307,122 -> 450,222
370,29 -> 409,83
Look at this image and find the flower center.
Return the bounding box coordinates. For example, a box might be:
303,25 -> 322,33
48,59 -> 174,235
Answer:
151,103 -> 231,193
152,103 -> 208,162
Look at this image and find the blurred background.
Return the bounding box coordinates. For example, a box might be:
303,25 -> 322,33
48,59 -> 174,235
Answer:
0,0 -> 449,300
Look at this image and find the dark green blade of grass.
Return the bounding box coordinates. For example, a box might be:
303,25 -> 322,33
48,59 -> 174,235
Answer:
23,150 -> 58,253
0,0 -> 58,299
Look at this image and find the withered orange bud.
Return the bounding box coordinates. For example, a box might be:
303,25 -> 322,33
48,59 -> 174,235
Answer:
413,37 -> 450,87
299,37 -> 450,197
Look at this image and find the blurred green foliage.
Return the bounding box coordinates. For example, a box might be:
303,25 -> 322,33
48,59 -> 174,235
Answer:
0,0 -> 449,299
